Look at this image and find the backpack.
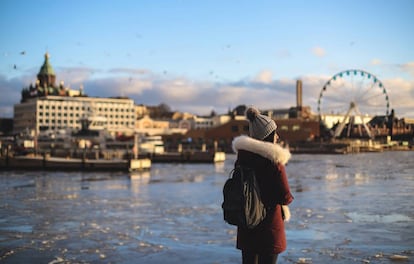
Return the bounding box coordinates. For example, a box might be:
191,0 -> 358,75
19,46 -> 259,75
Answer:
221,165 -> 266,229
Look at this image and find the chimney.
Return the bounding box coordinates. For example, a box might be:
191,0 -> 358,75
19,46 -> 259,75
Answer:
296,79 -> 303,110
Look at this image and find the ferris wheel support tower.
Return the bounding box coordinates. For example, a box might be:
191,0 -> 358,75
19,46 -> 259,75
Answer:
333,101 -> 372,138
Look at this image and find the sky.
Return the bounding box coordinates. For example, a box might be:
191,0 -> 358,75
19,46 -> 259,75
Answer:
1,0 -> 413,118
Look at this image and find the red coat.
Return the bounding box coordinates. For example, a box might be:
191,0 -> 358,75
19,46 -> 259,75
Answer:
232,136 -> 294,254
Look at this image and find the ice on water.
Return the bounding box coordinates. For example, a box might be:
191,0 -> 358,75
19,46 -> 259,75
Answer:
0,152 -> 413,263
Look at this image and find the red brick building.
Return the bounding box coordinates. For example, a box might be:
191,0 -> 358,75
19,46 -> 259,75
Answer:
163,117 -> 320,153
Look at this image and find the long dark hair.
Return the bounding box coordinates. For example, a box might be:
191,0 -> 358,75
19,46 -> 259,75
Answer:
263,131 -> 275,143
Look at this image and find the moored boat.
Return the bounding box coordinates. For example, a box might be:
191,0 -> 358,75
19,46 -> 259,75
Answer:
0,154 -> 151,172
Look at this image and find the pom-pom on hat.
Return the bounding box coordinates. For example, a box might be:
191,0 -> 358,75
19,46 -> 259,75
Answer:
245,106 -> 277,140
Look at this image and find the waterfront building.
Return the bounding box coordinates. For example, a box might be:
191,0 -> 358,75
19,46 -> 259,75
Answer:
13,53 -> 136,136
135,104 -> 150,119
134,115 -> 186,136
202,118 -> 320,152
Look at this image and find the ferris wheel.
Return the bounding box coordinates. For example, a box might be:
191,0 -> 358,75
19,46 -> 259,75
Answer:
317,69 -> 390,138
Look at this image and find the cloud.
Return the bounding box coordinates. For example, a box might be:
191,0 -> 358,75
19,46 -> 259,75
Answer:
1,67 -> 413,119
83,77 -> 153,98
108,68 -> 150,75
157,79 -> 200,102
53,66 -> 96,89
299,74 -> 332,107
383,78 -> 414,109
311,46 -> 326,57
0,74 -> 24,117
371,58 -> 382,66
254,70 -> 273,84
399,62 -> 414,77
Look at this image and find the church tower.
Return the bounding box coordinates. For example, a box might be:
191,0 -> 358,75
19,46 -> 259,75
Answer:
37,52 -> 56,88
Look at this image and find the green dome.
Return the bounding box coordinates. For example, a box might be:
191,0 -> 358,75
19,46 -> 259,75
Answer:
38,52 -> 55,76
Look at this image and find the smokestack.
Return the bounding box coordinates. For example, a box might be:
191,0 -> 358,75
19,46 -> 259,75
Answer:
296,79 -> 303,110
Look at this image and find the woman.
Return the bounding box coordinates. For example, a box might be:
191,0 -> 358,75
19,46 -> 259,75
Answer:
232,106 -> 294,264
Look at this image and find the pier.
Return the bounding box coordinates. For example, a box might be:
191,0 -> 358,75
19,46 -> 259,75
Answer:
0,154 -> 151,172
290,139 -> 412,154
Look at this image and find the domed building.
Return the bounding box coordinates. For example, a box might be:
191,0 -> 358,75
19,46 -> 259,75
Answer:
21,53 -> 80,101
14,53 -> 136,135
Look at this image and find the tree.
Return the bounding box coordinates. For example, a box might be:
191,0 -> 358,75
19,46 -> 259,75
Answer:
158,103 -> 171,113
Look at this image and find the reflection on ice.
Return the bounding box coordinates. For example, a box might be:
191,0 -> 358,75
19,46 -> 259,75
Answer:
0,225 -> 33,233
130,171 -> 151,181
346,212 -> 412,223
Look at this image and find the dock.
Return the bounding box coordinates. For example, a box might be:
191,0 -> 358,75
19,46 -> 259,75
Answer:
0,155 -> 151,172
0,150 -> 225,171
143,151 -> 226,163
290,139 -> 412,154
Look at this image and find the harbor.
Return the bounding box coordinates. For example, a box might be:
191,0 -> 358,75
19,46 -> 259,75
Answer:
1,2 -> 413,263
1,54 -> 412,173
0,152 -> 412,263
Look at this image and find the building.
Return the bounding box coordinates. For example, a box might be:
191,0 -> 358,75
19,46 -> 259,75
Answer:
177,115 -> 233,130
161,114 -> 321,153
13,53 -> 136,136
203,118 -> 320,152
134,115 -> 186,136
0,118 -> 13,135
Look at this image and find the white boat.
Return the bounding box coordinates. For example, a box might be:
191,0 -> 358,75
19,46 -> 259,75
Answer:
139,135 -> 165,154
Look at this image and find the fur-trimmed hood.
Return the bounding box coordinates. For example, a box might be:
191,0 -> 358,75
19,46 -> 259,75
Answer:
232,135 -> 291,165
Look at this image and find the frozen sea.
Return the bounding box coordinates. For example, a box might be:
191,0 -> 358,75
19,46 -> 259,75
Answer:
0,151 -> 413,264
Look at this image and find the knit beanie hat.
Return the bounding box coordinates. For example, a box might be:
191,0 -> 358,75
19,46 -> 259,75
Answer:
245,106 -> 277,140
